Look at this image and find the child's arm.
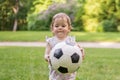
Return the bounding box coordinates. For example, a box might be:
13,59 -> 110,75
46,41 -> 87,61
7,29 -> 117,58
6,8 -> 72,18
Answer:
44,42 -> 51,62
76,43 -> 85,60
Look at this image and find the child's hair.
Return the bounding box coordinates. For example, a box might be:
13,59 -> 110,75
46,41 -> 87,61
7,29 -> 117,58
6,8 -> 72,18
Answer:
50,13 -> 73,30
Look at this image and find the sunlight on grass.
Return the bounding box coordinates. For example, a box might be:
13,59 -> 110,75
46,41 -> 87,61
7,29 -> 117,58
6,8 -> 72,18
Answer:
0,31 -> 120,42
0,47 -> 48,80
77,48 -> 120,80
0,47 -> 120,80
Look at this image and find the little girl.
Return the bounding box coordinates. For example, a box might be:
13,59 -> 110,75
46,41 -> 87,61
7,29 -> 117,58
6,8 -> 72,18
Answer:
44,13 -> 85,80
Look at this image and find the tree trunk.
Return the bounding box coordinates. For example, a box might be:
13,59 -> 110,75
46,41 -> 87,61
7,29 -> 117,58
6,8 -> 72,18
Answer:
12,0 -> 19,32
13,18 -> 17,31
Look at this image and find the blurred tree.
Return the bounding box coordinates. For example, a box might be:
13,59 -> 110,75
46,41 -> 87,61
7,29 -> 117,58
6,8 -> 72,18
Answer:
1,0 -> 119,32
73,0 -> 85,31
99,0 -> 120,32
12,0 -> 19,31
0,0 -> 33,31
82,0 -> 102,32
0,0 -> 13,30
27,0 -> 83,31
27,0 -> 53,30
82,0 -> 120,32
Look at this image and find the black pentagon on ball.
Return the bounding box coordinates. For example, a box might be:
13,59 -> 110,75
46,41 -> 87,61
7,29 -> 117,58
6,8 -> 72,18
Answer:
54,48 -> 63,59
71,53 -> 80,63
58,66 -> 68,73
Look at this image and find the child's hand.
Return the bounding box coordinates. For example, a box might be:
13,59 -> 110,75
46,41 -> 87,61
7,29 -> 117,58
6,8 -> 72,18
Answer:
44,54 -> 50,62
80,47 -> 85,60
76,44 -> 85,60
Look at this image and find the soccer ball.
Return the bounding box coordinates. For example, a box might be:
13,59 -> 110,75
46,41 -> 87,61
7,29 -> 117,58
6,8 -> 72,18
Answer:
49,41 -> 82,73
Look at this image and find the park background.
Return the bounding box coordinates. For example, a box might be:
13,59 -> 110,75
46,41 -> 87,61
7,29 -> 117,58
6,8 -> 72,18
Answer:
1,0 -> 120,32
0,0 -> 120,80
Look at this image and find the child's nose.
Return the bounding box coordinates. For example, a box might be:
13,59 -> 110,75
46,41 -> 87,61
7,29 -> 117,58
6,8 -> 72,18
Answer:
58,26 -> 62,29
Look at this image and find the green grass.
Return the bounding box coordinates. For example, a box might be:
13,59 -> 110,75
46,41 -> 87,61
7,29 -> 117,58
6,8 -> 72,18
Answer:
0,47 -> 48,80
0,31 -> 52,42
0,47 -> 120,80
0,31 -> 120,42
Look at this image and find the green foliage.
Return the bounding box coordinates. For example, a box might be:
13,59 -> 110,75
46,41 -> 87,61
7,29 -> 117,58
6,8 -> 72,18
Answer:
99,0 -> 120,32
100,20 -> 118,32
1,0 -> 120,32
72,0 -> 85,31
82,0 -> 120,32
0,0 -> 33,31
28,0 -> 120,32
28,0 -> 79,31
0,0 -> 13,30
27,0 -> 53,30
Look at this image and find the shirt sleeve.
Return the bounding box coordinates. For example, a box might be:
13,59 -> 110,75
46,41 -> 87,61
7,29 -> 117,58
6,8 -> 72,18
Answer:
46,36 -> 54,48
65,36 -> 76,46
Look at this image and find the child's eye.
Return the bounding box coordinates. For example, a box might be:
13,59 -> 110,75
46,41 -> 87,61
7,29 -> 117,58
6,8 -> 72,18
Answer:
55,25 -> 59,27
62,25 -> 66,27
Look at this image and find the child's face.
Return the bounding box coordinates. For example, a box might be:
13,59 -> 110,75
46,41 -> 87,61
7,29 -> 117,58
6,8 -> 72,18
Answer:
52,17 -> 70,39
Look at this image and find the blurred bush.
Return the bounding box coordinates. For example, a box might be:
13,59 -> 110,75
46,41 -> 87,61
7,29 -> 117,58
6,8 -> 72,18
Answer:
27,0 -> 120,32
101,20 -> 118,32
27,1 -> 84,31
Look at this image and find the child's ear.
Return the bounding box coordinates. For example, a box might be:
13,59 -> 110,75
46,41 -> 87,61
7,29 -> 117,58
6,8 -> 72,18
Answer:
50,27 -> 54,32
68,29 -> 71,33
68,27 -> 71,32
51,29 -> 55,35
51,30 -> 54,33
